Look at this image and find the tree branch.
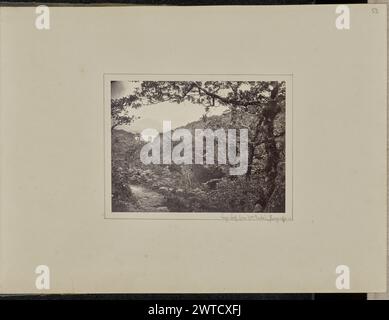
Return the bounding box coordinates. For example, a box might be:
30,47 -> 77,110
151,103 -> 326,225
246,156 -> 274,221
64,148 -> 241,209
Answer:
192,83 -> 268,107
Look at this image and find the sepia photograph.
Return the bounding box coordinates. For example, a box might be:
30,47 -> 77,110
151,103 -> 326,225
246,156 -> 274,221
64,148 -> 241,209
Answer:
110,80 -> 286,213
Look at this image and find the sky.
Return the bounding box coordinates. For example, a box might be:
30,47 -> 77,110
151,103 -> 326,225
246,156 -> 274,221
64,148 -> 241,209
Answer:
111,81 -> 228,135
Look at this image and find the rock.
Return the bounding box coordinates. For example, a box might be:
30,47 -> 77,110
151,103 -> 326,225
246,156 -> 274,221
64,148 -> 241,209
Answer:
204,178 -> 221,189
193,188 -> 203,194
155,206 -> 169,212
253,203 -> 263,212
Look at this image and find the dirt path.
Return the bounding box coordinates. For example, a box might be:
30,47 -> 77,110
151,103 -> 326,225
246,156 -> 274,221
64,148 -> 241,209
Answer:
130,185 -> 169,212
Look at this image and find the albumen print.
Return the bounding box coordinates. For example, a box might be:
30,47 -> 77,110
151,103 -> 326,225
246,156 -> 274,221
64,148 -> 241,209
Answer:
110,80 -> 286,213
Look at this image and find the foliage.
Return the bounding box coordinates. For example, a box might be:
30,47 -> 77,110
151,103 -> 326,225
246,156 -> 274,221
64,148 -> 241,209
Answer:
111,159 -> 136,212
111,95 -> 141,130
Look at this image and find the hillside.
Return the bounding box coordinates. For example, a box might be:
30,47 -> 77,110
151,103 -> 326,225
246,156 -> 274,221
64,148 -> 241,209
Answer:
111,110 -> 285,213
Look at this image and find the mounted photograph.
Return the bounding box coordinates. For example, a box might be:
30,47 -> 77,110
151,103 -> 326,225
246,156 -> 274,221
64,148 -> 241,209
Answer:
108,78 -> 289,214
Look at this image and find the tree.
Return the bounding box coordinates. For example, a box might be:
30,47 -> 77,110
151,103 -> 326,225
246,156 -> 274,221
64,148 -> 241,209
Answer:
111,95 -> 140,131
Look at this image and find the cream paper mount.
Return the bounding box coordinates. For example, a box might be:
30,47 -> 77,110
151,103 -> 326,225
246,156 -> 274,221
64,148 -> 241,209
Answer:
0,5 -> 387,293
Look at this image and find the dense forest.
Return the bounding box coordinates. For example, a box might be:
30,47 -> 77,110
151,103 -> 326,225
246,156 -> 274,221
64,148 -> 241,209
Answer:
111,81 -> 286,213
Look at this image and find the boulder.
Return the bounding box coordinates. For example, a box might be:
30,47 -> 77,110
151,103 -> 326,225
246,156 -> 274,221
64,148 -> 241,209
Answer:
204,178 -> 221,190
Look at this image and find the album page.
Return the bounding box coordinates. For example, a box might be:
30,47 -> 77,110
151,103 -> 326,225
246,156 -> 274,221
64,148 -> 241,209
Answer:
0,5 -> 386,293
